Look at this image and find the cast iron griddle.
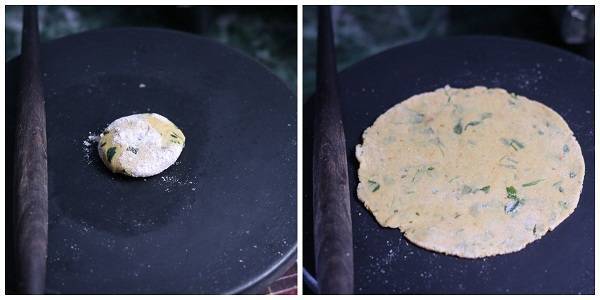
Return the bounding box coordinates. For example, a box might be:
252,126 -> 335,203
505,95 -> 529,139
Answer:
304,36 -> 594,294
6,27 -> 297,294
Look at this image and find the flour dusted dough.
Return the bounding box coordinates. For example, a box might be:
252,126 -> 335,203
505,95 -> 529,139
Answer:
356,86 -> 584,258
98,113 -> 185,177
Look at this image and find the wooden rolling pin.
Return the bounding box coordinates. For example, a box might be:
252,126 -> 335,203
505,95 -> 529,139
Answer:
14,6 -> 48,294
312,6 -> 354,294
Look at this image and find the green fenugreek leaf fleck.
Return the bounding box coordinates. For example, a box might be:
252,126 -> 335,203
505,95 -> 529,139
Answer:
504,186 -> 524,214
522,179 -> 544,187
368,180 -> 380,192
511,139 -> 524,149
506,186 -> 518,199
480,185 -> 491,193
569,171 -> 576,178
464,120 -> 481,131
563,144 -> 569,154
453,119 -> 463,135
126,146 -> 139,154
107,147 -> 117,163
502,138 -> 525,151
552,181 -> 564,193
461,185 -> 473,194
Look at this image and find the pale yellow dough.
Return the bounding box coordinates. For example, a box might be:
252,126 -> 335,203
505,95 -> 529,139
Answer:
356,86 -> 584,258
99,113 -> 185,177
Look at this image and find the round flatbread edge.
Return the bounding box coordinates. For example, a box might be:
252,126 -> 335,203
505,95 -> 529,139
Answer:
355,85 -> 585,258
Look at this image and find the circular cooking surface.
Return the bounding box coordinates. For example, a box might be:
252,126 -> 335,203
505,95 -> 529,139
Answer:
6,27 -> 297,294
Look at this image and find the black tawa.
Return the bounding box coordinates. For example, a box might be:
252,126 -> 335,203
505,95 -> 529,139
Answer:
6,28 -> 297,294
304,36 -> 594,294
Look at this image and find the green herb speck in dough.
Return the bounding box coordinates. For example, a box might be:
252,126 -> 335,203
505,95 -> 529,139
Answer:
448,176 -> 460,183
569,171 -> 576,178
506,186 -> 518,200
522,179 -> 544,187
367,180 -> 380,192
427,166 -> 435,171
461,184 -> 490,195
533,225 -> 537,235
481,112 -> 493,120
464,120 -> 481,131
461,185 -> 473,194
498,155 -> 518,170
558,201 -> 568,209
563,144 -> 570,154
453,119 -> 463,135
504,186 -> 524,214
553,181 -> 564,193
444,89 -> 452,103
506,157 -> 519,164
107,147 -> 117,163
511,139 -> 524,149
502,138 -> 525,151
100,142 -> 106,147
126,146 -> 139,154
454,213 -> 461,219
415,212 -> 420,216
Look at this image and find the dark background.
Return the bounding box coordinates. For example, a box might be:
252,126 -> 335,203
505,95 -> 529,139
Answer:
6,5 -> 297,91
303,5 -> 595,100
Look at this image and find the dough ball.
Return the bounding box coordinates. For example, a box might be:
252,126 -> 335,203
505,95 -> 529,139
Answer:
98,113 -> 185,177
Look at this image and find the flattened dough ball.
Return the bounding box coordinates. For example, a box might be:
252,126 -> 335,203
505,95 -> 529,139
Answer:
356,86 -> 584,258
98,113 -> 185,177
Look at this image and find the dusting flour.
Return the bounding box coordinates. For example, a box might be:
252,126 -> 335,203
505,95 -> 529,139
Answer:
82,132 -> 100,164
